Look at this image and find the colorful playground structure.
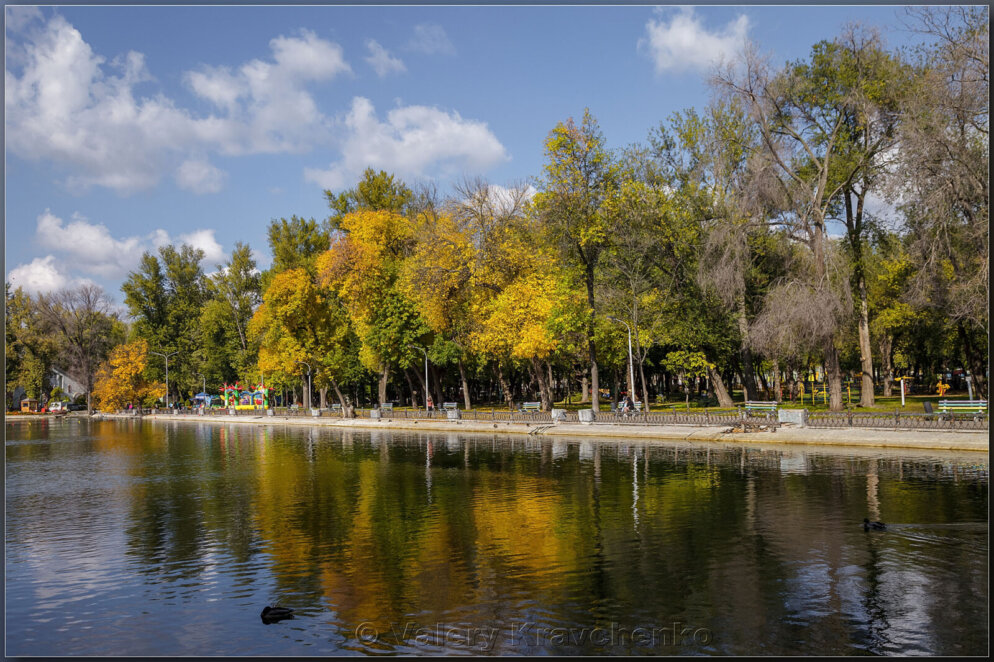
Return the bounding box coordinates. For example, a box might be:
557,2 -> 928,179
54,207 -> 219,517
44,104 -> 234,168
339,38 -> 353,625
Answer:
220,382 -> 272,410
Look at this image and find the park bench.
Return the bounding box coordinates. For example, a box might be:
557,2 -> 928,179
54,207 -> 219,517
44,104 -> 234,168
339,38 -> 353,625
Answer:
742,401 -> 780,431
938,400 -> 987,416
331,403 -> 342,413
745,401 -> 778,414
380,402 -> 394,412
520,402 -> 541,413
442,402 -> 459,411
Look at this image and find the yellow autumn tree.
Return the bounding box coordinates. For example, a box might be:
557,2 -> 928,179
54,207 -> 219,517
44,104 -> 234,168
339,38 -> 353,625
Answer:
248,267 -> 357,408
317,209 -> 429,406
91,338 -> 165,411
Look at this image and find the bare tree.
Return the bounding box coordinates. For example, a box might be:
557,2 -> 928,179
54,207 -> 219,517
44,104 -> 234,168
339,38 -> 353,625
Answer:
36,284 -> 117,412
893,6 -> 989,396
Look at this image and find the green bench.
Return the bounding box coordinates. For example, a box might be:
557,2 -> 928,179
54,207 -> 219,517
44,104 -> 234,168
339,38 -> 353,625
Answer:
380,402 -> 394,412
442,402 -> 459,411
938,400 -> 987,415
520,402 -> 541,413
745,401 -> 778,414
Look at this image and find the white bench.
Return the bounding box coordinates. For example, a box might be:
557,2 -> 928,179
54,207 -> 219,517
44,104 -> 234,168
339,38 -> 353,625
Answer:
442,402 -> 459,411
520,402 -> 541,413
380,402 -> 394,412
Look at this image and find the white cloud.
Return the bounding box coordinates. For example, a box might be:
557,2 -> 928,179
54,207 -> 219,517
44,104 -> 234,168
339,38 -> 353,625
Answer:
365,39 -> 406,77
639,7 -> 749,73
175,158 -> 226,194
406,23 -> 455,55
177,229 -> 226,266
4,5 -> 43,33
7,256 -> 69,294
184,28 -> 350,155
304,97 -> 508,191
28,209 -> 227,281
5,15 -> 350,194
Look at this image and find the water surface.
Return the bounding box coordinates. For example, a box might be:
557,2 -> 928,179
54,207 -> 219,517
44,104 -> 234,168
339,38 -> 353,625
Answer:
5,418 -> 988,655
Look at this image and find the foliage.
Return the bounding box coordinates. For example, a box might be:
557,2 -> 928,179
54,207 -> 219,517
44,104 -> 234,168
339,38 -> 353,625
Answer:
92,339 -> 165,411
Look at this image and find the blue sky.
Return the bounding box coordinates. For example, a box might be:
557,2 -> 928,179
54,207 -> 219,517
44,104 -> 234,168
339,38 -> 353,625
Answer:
5,3 -> 925,302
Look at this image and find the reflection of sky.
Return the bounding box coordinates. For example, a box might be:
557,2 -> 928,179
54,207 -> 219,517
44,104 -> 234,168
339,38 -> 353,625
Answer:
5,422 -> 988,656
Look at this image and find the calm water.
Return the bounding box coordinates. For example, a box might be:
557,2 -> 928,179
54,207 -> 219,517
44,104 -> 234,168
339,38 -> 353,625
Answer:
5,418 -> 989,656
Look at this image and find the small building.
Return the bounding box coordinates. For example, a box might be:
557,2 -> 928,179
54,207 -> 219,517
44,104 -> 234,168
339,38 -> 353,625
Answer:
20,398 -> 39,413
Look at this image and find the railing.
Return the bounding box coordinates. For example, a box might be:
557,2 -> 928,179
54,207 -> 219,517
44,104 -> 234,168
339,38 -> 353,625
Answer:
808,409 -> 989,430
127,405 -> 988,430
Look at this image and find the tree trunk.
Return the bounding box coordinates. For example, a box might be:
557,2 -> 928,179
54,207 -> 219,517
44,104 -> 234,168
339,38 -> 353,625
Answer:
707,365 -> 734,407
772,359 -> 782,403
319,387 -> 327,410
458,358 -> 472,410
737,292 -> 759,400
378,362 -> 390,406
496,361 -> 514,410
958,322 -> 988,399
857,276 -> 875,407
585,263 -> 600,413
580,375 -> 589,402
638,359 -> 651,411
430,363 -> 444,407
825,341 -> 844,411
530,356 -> 551,411
881,334 -> 894,397
404,370 -> 420,408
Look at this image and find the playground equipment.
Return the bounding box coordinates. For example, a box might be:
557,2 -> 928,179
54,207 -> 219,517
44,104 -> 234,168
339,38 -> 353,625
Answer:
221,382 -> 272,410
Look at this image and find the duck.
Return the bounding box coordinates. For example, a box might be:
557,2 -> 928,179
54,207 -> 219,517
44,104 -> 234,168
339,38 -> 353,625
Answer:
260,605 -> 295,623
863,518 -> 886,531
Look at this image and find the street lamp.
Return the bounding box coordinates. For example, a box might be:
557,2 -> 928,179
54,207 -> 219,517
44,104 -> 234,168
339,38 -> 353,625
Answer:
607,317 -> 636,404
195,372 -> 207,408
295,360 -> 312,410
150,350 -> 178,408
408,344 -> 429,412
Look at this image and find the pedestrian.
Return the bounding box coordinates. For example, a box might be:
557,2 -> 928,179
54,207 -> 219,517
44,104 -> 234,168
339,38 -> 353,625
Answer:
426,395 -> 434,411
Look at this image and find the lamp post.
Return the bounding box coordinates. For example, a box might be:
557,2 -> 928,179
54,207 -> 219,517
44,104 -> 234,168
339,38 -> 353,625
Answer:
150,350 -> 178,408
295,360 -> 311,409
607,317 -> 636,403
408,344 -> 429,411
195,372 -> 206,408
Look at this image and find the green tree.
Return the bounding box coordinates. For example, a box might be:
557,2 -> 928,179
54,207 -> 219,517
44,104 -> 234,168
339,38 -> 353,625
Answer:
533,109 -> 617,411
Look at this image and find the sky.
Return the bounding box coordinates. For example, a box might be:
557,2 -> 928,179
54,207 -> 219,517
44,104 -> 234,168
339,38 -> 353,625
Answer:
5,3 -> 931,304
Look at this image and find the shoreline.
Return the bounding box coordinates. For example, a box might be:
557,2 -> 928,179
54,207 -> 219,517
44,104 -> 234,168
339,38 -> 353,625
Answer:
55,412 -> 990,453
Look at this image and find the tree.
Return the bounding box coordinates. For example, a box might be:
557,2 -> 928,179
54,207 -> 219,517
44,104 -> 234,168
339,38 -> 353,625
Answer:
35,284 -> 119,412
265,215 -> 329,280
250,267 -> 357,409
716,42 -> 871,410
199,243 -> 262,385
533,109 -> 617,412
325,167 -> 413,231
122,243 -> 208,404
318,209 -> 429,406
893,6 -> 988,397
5,285 -> 59,404
92,338 -> 165,412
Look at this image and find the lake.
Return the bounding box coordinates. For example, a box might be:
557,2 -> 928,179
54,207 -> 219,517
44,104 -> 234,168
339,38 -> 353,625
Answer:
5,418 -> 988,655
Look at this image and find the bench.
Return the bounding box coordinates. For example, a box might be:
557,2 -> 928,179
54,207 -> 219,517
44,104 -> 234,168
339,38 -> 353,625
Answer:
442,402 -> 459,411
520,402 -> 541,413
938,400 -> 987,415
745,401 -> 778,414
380,402 -> 394,412
331,403 -> 342,412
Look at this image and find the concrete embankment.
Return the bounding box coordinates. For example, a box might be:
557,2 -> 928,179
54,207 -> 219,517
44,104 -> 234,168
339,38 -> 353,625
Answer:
91,412 -> 990,453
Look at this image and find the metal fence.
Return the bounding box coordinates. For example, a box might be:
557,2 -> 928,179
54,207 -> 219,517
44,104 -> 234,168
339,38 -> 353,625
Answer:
121,405 -> 987,430
807,409 -> 989,430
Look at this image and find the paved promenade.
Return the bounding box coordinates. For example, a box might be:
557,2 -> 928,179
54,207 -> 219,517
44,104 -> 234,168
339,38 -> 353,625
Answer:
96,412 -> 990,453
